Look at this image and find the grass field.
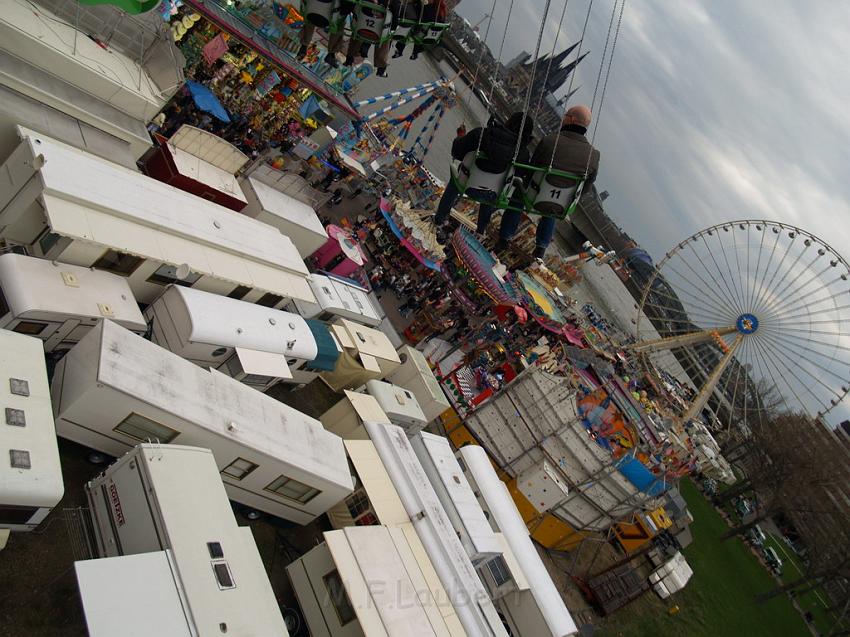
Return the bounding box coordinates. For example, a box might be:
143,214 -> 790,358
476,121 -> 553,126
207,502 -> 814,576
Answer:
596,479 -> 811,637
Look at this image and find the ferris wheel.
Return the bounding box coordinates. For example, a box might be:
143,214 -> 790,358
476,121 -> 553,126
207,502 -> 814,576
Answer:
633,220 -> 850,432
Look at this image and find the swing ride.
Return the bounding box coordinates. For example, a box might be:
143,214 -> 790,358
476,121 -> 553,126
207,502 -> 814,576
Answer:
301,0 -> 450,48
633,221 -> 850,433
447,0 -> 623,225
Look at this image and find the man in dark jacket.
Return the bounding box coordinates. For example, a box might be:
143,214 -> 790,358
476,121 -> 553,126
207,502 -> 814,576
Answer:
434,112 -> 534,241
502,104 -> 600,259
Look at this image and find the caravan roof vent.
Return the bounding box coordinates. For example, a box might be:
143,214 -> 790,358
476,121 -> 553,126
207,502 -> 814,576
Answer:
207,542 -> 224,559
9,449 -> 31,469
9,378 -> 29,397
5,408 -> 25,427
61,271 -> 80,287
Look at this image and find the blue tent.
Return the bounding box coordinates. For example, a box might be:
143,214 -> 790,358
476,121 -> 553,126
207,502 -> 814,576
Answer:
615,455 -> 670,496
185,80 -> 230,123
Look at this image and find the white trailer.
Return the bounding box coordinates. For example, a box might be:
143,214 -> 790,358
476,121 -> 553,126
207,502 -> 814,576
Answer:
363,422 -> 509,637
0,329 -> 63,532
287,525 -> 456,637
320,380 -> 427,440
52,320 -> 353,524
321,390 -> 391,440
0,129 -> 315,307
240,175 -> 328,258
145,284 -> 338,391
289,273 -> 382,327
326,439 -> 466,635
411,432 -> 501,565
366,380 -> 427,435
78,444 -> 288,636
0,252 -> 145,353
461,445 -> 578,637
387,345 -> 450,422
320,319 -> 401,391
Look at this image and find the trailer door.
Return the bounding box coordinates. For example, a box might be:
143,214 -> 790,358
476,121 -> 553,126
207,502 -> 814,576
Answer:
91,457 -> 165,557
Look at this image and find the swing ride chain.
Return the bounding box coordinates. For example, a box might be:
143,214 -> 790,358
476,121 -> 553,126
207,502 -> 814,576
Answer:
532,0 -> 571,121
510,0 -> 554,167
474,0 -> 516,159
591,0 -> 627,146
466,0 -> 499,107
547,0 -> 594,172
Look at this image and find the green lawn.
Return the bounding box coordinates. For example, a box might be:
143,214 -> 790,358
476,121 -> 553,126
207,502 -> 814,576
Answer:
597,479 -> 811,637
762,535 -> 837,635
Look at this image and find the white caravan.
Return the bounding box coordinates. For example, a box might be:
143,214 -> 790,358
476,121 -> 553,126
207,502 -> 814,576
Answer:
0,329 -> 63,532
0,129 -> 315,306
320,390 -> 392,440
145,284 -> 338,391
52,320 -> 353,524
0,252 -> 145,353
387,345 -> 450,422
77,444 -> 288,636
321,380 -> 427,439
411,432 -> 501,565
289,274 -> 382,327
320,319 -> 401,391
363,422 -> 509,637
240,175 -> 328,258
287,525 -> 457,637
461,445 -> 578,637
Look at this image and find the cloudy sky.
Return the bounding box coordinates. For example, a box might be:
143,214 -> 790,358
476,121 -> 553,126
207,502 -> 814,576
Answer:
455,0 -> 850,262
454,0 -> 850,424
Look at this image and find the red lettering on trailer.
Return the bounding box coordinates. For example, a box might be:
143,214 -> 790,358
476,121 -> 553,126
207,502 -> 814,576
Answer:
108,481 -> 125,527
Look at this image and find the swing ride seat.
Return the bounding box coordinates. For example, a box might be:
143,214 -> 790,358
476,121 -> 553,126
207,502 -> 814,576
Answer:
415,21 -> 449,46
302,0 -> 339,29
513,163 -> 586,220
392,18 -> 449,45
351,0 -> 394,44
450,150 -> 515,204
391,19 -> 415,41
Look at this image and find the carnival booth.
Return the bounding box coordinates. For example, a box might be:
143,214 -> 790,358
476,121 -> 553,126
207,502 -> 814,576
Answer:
140,124 -> 249,211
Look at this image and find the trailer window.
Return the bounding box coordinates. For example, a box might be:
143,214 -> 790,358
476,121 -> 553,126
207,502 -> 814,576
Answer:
38,230 -> 62,255
92,250 -> 144,277
114,413 -> 179,443
345,490 -> 371,519
212,561 -> 235,590
221,458 -> 258,480
486,556 -> 513,588
0,504 -> 38,525
147,264 -> 202,287
227,285 -> 251,300
12,321 -> 47,336
256,293 -> 284,308
323,570 -> 356,626
264,475 -> 321,504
